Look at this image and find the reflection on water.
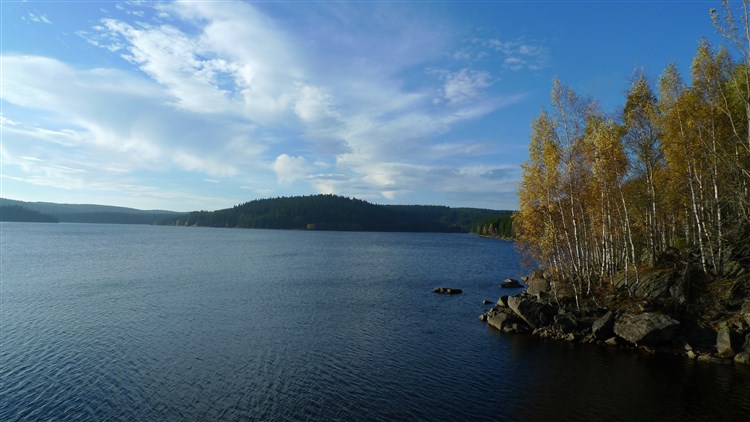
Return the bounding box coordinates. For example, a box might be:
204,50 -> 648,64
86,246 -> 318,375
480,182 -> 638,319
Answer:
1,223 -> 748,421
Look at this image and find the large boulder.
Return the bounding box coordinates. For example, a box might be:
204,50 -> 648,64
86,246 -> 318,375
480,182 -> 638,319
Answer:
507,295 -> 556,329
592,311 -> 616,340
526,273 -> 551,296
487,312 -> 511,331
614,269 -> 675,301
613,312 -> 680,346
716,325 -> 743,358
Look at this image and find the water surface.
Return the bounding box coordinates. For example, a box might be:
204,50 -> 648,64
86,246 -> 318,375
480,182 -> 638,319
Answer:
1,223 -> 748,420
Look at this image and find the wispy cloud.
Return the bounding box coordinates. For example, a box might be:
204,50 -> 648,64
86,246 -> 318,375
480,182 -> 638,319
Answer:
5,1 -> 528,209
433,68 -> 493,105
452,35 -> 550,72
24,13 -> 52,25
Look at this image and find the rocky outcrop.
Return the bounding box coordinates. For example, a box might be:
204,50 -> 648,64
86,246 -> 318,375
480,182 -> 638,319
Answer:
433,287 -> 462,294
479,265 -> 750,365
613,313 -> 679,346
507,295 -> 555,329
484,306 -> 530,333
613,269 -> 675,301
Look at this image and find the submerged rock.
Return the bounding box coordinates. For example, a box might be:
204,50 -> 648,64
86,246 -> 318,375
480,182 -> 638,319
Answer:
482,299 -> 493,305
433,287 -> 462,295
613,312 -> 680,346
697,355 -> 733,364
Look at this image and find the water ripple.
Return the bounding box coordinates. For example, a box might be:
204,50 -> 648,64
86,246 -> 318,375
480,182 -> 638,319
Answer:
1,224 -> 749,421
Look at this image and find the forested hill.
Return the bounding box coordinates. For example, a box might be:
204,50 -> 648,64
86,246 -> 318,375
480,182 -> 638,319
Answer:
0,198 -> 181,225
0,205 -> 59,223
162,194 -> 511,233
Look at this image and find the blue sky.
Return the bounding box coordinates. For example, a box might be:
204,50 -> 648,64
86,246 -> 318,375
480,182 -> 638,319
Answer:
1,0 -> 722,211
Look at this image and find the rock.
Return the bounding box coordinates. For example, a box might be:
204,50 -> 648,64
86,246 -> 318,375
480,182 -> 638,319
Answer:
697,355 -> 733,364
592,311 -> 616,341
684,323 -> 717,349
482,299 -> 493,305
669,284 -> 687,306
507,322 -> 530,333
433,287 -> 462,295
507,295 -> 556,329
742,300 -> 750,326
487,312 -> 511,331
613,312 -> 680,346
496,296 -> 509,307
613,269 -> 674,301
554,313 -> 578,333
525,274 -> 551,296
605,337 -> 620,346
716,325 -> 742,358
735,352 -> 750,365
479,314 -> 488,322
500,278 -> 523,288
687,350 -> 698,360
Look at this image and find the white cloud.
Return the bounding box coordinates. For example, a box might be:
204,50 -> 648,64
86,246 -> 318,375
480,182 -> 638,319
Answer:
5,1 -> 529,210
0,114 -> 20,126
435,68 -> 492,105
2,55 -> 262,180
294,84 -> 338,123
25,13 -> 52,25
273,154 -> 309,184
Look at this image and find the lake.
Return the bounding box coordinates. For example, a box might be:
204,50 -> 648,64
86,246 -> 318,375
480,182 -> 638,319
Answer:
1,223 -> 749,420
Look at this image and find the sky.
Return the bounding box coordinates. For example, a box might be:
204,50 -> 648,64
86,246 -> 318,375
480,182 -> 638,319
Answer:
0,0 -> 726,212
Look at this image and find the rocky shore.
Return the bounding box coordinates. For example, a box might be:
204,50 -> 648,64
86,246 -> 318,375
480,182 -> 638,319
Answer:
480,267 -> 750,365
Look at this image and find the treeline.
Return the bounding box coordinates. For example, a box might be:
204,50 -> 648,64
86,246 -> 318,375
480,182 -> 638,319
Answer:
516,7 -> 750,307
472,212 -> 514,238
0,205 -> 58,223
0,198 -> 180,225
164,194 -> 504,233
